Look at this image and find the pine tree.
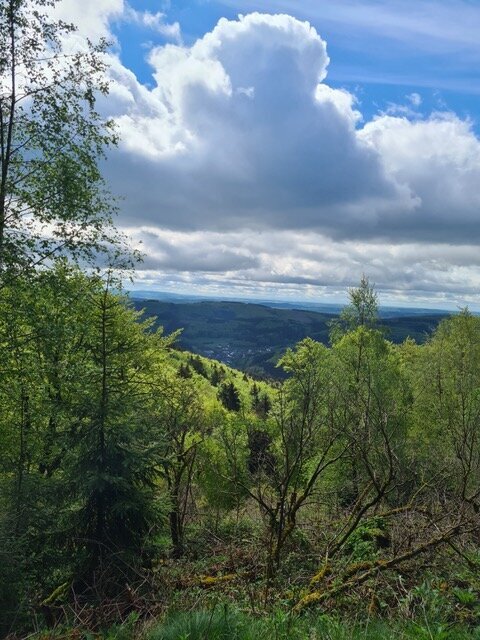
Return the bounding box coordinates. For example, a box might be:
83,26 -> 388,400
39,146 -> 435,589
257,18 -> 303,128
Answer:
64,274 -> 172,584
178,363 -> 193,379
218,382 -> 241,412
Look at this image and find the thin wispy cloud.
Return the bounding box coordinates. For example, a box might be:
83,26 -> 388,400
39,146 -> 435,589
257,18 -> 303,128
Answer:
220,0 -> 480,51
331,66 -> 480,94
124,3 -> 182,43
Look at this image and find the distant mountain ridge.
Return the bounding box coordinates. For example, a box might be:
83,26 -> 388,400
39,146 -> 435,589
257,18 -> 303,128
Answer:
129,289 -> 450,318
131,296 -> 448,379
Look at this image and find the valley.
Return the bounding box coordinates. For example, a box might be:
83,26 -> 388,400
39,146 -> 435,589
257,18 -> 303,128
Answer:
132,296 -> 448,377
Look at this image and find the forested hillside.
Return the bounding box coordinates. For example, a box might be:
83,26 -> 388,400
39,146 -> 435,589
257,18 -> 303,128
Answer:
2,272 -> 480,639
132,298 -> 446,378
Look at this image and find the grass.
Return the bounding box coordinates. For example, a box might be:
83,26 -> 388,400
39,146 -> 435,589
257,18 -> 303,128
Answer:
24,608 -> 480,639
146,607 -> 480,640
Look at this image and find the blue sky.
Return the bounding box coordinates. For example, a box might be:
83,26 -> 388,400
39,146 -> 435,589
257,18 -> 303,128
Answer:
58,0 -> 480,309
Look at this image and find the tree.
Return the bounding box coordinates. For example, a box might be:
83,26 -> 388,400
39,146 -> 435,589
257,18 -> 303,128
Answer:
0,266 -> 174,624
218,381 -> 241,412
154,376 -> 206,558
413,310 -> 480,513
330,275 -> 378,342
221,339 -> 346,578
247,428 -> 274,476
261,339 -> 345,576
178,363 -> 192,379
324,327 -> 410,557
0,0 -> 119,276
251,383 -> 271,418
189,355 -> 208,378
210,363 -> 225,386
296,321 -> 478,613
0,273 -> 52,633
0,265 -> 96,617
69,274 -> 172,582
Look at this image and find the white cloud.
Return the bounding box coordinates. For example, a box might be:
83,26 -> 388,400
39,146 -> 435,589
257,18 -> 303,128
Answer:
360,114 -> 480,241
382,93 -> 423,118
103,12 -> 413,235
54,0 -> 181,44
127,227 -> 480,307
124,4 -> 181,43
407,92 -> 422,107
54,0 -> 123,41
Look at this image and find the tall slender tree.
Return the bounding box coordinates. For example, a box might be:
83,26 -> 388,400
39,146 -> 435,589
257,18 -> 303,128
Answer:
330,275 -> 379,342
0,0 -> 119,276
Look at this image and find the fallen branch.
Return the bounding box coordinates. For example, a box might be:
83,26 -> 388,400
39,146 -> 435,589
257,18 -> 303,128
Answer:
294,523 -> 462,613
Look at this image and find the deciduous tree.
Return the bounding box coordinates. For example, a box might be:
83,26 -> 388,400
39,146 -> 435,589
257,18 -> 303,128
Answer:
0,0 -> 119,276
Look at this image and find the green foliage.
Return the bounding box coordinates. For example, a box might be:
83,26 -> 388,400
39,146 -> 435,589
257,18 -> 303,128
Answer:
401,581 -> 452,626
148,608 -> 480,640
149,608 -> 254,640
409,309 -> 480,504
178,363 -> 193,379
218,381 -> 242,411
0,266 -> 174,629
330,275 -> 379,342
250,383 -> 272,417
343,517 -> 388,561
153,372 -> 207,557
3,270 -> 480,638
198,412 -> 250,510
453,588 -> 478,609
189,355 -> 209,379
61,274 -> 173,576
211,363 -> 226,386
0,0 -> 123,275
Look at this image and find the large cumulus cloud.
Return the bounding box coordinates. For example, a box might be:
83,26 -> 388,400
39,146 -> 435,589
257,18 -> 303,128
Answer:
105,12 -> 414,234
103,11 -> 480,247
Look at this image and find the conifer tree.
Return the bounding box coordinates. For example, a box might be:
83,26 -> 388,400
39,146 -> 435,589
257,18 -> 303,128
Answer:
218,381 -> 241,412
68,275 -> 172,582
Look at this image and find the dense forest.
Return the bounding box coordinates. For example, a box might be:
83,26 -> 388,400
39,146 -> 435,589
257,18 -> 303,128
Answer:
1,1 -> 480,639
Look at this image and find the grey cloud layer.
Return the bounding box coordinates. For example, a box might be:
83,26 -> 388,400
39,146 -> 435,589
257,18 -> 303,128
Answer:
128,229 -> 480,306
138,230 -> 260,272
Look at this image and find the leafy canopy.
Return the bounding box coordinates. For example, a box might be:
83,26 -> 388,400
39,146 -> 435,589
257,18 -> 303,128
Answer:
0,0 -> 121,277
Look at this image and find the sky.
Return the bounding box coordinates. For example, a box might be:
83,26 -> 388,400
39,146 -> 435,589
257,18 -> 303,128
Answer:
56,0 -> 480,309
